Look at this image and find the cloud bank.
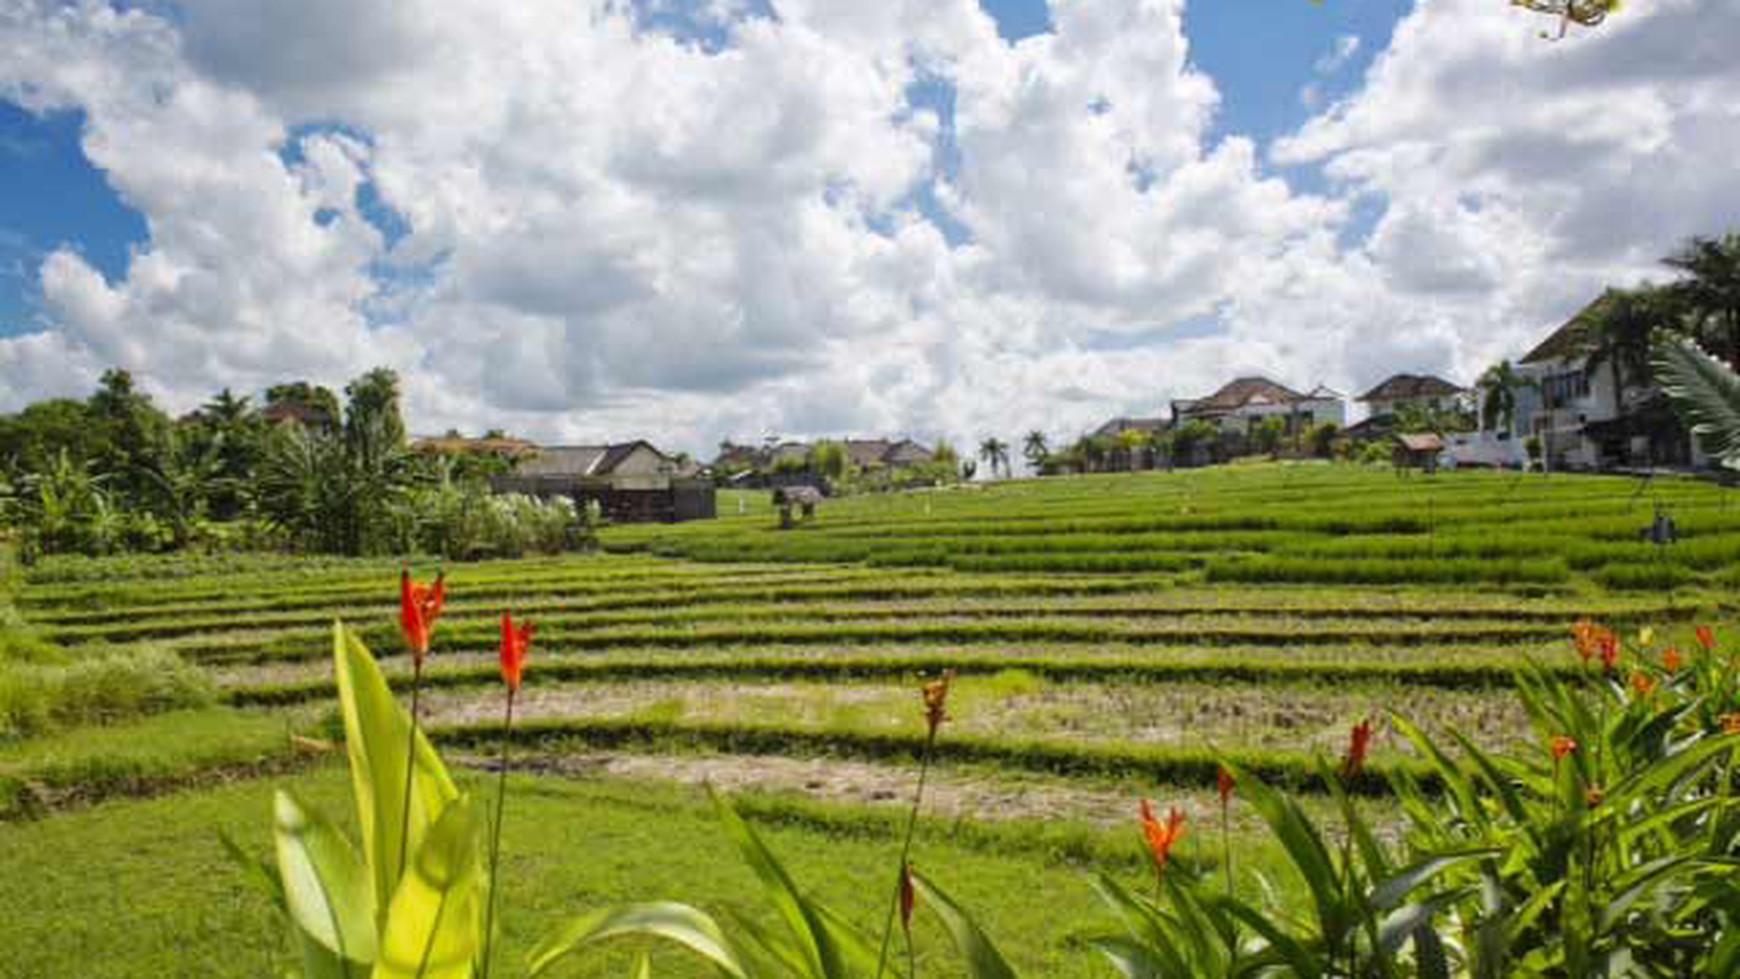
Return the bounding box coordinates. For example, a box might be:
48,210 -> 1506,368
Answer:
2,0 -> 1737,454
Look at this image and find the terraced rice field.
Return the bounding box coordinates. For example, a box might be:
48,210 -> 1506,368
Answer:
2,464 -> 1733,976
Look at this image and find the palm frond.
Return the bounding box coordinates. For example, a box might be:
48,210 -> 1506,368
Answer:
1651,331 -> 1740,468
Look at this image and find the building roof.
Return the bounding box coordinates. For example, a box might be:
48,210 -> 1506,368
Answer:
1395,432 -> 1445,453
1092,417 -> 1169,438
411,435 -> 537,456
514,440 -> 670,478
1520,295 -> 1606,365
1176,376 -> 1310,415
261,402 -> 330,427
1356,373 -> 1465,403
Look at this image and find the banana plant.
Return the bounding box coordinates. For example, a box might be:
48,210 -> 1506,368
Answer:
251,623 -> 486,978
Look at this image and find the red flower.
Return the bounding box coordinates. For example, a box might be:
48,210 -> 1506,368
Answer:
1663,647 -> 1683,675
1697,625 -> 1717,652
922,670 -> 955,737
1572,621 -> 1605,664
1550,736 -> 1577,776
499,610 -> 534,693
1598,632 -> 1620,677
1217,765 -> 1235,806
1341,719 -> 1374,780
399,570 -> 446,665
1140,800 -> 1186,876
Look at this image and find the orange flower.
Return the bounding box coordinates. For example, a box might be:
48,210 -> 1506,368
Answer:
1551,735 -> 1578,762
499,610 -> 534,693
1663,647 -> 1683,675
1217,765 -> 1235,806
1629,671 -> 1657,698
399,570 -> 446,665
922,670 -> 955,737
1697,625 -> 1717,652
1140,800 -> 1186,876
1720,713 -> 1740,735
1341,719 -> 1374,780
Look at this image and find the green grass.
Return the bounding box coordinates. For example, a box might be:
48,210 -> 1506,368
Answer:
0,768 -> 1248,978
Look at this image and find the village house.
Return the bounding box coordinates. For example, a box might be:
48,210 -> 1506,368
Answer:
1091,416 -> 1169,440
1171,376 -> 1346,435
710,437 -> 937,487
492,440 -> 715,522
1355,374 -> 1466,418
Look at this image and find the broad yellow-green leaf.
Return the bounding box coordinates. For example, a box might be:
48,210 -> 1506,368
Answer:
273,790 -> 378,979
910,870 -> 1020,979
526,902 -> 747,978
373,795 -> 483,979
333,621 -> 459,916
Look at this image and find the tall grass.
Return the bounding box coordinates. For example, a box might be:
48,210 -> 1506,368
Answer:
0,647 -> 215,740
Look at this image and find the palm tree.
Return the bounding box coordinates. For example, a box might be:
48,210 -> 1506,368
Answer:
977,437 -> 1010,479
1654,332 -> 1740,468
1475,360 -> 1536,435
1022,431 -> 1049,475
1664,233 -> 1740,370
1576,286 -> 1669,419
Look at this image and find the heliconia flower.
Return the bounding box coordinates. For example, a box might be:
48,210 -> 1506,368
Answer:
1697,625 -> 1717,652
1629,671 -> 1657,698
1721,713 -> 1740,736
399,570 -> 446,665
1341,719 -> 1374,780
1663,647 -> 1683,675
1217,765 -> 1235,806
1638,627 -> 1655,649
499,610 -> 534,693
1599,632 -> 1620,677
1551,735 -> 1578,762
1572,621 -> 1599,663
1140,800 -> 1186,876
922,670 -> 955,737
898,863 -> 916,934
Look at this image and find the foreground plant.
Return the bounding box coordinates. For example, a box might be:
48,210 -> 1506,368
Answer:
397,569 -> 445,880
481,611 -> 534,979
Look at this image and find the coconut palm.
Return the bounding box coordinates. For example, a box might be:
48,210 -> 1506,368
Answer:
1476,360 -> 1536,434
1664,233 -> 1740,370
1576,286 -> 1670,418
1654,331 -> 1740,469
1022,430 -> 1049,475
977,437 -> 1010,479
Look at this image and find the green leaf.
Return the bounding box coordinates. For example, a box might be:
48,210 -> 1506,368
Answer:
1087,935 -> 1167,979
632,954 -> 652,979
1653,331 -> 1740,467
273,789 -> 378,979
372,795 -> 483,979
1371,851 -> 1498,912
910,870 -> 1020,979
332,621 -> 459,917
709,788 -> 844,978
527,902 -> 747,978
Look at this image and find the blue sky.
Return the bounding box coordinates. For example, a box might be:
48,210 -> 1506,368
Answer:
0,0 -> 1408,339
3,0 -> 1728,450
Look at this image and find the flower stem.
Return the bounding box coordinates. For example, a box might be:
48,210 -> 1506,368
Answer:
875,728 -> 937,979
1221,797 -> 1232,900
397,658 -> 424,886
480,689 -> 515,979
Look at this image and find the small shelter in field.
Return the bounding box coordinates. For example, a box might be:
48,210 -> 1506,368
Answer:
491,440 -> 715,522
772,485 -> 824,529
1392,432 -> 1445,473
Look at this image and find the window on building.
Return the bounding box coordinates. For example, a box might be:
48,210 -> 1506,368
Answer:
1541,370 -> 1589,409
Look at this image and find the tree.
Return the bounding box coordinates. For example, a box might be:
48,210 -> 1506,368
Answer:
1022,431 -> 1049,475
1115,429 -> 1153,470
807,441 -> 848,480
1476,360 -> 1536,434
1664,233 -> 1740,370
1170,420 -> 1218,467
1251,417 -> 1285,458
977,437 -> 1010,479
265,381 -> 342,432
1653,332 -> 1740,469
1575,286 -> 1670,419
344,367 -> 407,455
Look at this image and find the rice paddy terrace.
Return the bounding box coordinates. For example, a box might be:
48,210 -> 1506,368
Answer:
3,464 -> 1734,976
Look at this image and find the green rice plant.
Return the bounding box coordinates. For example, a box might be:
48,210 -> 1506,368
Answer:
0,647 -> 214,739
1592,562 -> 1698,591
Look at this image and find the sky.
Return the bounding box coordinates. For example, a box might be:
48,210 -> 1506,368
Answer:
1,0 -> 1736,457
